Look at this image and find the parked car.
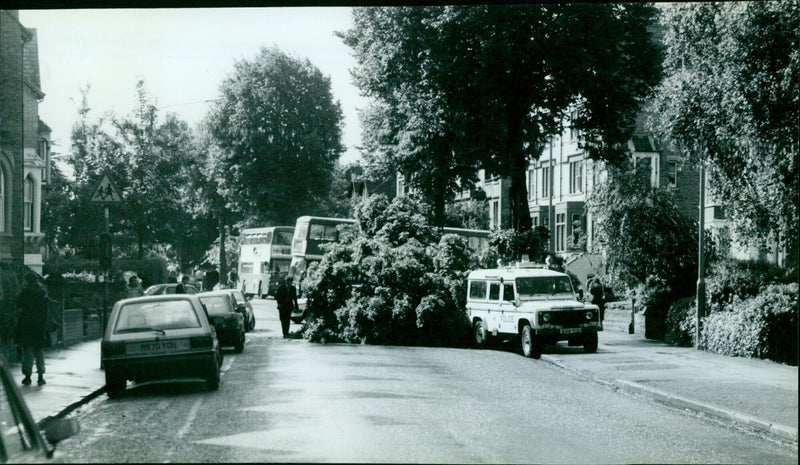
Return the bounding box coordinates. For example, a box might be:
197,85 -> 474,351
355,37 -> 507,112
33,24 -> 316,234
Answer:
196,291 -> 246,353
467,263 -> 602,359
101,295 -> 222,398
220,289 -> 255,332
0,355 -> 79,462
143,283 -> 200,295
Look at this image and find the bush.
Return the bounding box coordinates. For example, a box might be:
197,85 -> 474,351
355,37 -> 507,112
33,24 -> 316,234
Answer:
706,259 -> 787,308
701,283 -> 798,365
665,296 -> 696,347
44,255 -> 168,287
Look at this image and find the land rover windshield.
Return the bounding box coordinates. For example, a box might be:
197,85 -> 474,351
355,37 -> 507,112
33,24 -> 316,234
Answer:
516,276 -> 574,299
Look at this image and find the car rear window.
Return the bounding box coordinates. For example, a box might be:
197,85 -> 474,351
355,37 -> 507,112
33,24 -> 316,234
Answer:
198,296 -> 231,316
114,300 -> 201,332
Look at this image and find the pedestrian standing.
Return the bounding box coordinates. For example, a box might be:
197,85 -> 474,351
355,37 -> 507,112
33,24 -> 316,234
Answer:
16,274 -> 50,386
589,275 -> 606,322
126,275 -> 143,298
175,275 -> 191,294
274,278 -> 298,338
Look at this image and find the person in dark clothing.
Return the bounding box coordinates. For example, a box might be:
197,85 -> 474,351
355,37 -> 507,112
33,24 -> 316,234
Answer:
274,278 -> 298,338
175,275 -> 190,294
204,268 -> 220,291
588,275 -> 606,322
16,274 -> 49,385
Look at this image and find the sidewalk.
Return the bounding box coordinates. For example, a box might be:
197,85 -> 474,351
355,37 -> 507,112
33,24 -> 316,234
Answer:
542,330 -> 798,444
10,339 -> 106,425
9,328 -> 798,444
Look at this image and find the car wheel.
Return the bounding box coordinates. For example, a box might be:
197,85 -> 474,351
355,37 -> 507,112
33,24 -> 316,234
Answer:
105,373 -> 126,398
583,332 -> 598,353
520,324 -> 541,359
473,320 -> 487,348
234,334 -> 245,353
206,356 -> 220,391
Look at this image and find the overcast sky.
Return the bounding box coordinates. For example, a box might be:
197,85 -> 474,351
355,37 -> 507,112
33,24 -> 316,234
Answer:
20,8 -> 368,164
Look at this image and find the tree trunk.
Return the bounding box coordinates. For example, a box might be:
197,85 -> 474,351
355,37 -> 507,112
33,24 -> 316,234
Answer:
506,109 -> 533,233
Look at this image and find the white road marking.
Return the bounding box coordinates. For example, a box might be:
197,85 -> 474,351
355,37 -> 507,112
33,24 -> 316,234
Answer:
177,398 -> 203,439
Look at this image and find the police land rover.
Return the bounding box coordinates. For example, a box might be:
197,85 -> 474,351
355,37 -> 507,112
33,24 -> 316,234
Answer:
467,263 -> 602,359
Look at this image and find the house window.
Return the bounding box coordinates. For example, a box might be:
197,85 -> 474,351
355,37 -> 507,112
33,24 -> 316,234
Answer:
556,213 -> 566,252
636,156 -> 653,189
667,161 -> 678,188
532,216 -> 539,227
571,213 -> 582,248
542,166 -> 550,198
490,200 -> 500,229
570,160 -> 583,194
569,110 -> 580,141
24,176 -> 33,231
527,168 -> 535,200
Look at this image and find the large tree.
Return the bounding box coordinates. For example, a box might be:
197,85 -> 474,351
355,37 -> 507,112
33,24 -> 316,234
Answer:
205,46 -> 345,225
340,4 -> 662,230
647,2 -> 799,269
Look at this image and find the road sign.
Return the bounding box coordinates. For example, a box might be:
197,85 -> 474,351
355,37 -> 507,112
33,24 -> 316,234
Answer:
90,172 -> 123,204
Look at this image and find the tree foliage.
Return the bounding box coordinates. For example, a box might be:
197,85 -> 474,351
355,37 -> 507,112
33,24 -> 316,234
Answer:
647,2 -> 799,269
64,82 -> 211,268
340,4 -> 662,230
587,167 -> 716,298
205,46 -> 345,225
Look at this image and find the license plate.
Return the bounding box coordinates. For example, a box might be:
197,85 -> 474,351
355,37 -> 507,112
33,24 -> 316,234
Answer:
561,328 -> 581,334
127,339 -> 190,355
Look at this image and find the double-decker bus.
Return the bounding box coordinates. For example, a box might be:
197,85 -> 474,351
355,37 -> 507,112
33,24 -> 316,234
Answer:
288,216 -> 356,288
238,226 -> 295,298
441,227 -> 491,253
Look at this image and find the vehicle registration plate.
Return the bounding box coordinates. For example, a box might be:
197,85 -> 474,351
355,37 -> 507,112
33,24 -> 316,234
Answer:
127,339 -> 190,354
561,328 -> 581,334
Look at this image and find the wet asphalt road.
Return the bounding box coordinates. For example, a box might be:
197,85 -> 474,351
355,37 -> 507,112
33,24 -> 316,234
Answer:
55,298 -> 797,463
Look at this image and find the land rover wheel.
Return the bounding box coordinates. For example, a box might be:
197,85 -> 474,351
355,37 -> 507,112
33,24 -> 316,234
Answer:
473,320 -> 487,348
583,332 -> 598,353
520,324 -> 541,359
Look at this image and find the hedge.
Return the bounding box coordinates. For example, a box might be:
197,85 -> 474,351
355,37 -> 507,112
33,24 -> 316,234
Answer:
700,283 -> 798,365
44,255 -> 168,287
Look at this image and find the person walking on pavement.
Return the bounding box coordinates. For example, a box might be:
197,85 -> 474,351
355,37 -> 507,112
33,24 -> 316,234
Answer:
275,277 -> 298,338
16,274 -> 50,386
588,274 -> 606,322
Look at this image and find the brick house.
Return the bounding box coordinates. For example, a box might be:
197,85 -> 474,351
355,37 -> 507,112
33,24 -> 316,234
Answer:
0,11 -> 50,274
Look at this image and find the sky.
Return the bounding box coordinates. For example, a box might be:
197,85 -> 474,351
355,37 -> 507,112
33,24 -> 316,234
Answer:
20,8 -> 369,164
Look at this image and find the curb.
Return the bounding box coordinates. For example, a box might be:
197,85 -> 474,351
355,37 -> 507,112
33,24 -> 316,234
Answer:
613,379 -> 798,444
37,385 -> 107,428
540,355 -> 798,445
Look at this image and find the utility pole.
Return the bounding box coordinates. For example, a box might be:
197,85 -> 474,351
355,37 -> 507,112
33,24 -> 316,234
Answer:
696,156 -> 706,348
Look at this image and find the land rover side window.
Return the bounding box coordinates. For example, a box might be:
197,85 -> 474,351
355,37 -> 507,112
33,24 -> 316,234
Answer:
489,282 -> 500,300
503,283 -> 515,301
469,281 -> 487,300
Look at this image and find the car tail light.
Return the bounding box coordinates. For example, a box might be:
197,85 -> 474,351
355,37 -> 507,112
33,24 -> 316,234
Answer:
190,335 -> 213,349
102,341 -> 126,356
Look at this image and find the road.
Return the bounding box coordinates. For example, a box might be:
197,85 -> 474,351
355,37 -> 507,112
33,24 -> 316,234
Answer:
55,298 -> 797,463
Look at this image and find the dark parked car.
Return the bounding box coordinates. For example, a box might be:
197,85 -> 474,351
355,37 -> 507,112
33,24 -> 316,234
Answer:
196,291 -> 246,353
0,355 -> 80,462
220,289 -> 255,332
143,283 -> 200,296
101,294 -> 223,398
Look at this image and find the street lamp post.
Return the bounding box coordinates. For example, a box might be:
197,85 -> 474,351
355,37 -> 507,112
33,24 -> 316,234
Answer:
696,156 -> 706,348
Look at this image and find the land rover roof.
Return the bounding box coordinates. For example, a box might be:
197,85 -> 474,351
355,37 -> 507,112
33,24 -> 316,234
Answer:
467,266 -> 567,281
